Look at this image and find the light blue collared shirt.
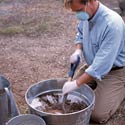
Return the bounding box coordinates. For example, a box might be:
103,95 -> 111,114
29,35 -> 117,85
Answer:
75,2 -> 125,80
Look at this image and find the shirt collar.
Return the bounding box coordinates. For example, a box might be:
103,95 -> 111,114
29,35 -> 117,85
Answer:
89,2 -> 103,24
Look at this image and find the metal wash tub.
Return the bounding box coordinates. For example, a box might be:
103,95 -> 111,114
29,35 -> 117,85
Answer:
25,78 -> 95,125
0,75 -> 19,125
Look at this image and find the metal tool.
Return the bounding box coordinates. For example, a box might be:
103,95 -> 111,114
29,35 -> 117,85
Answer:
62,56 -> 80,113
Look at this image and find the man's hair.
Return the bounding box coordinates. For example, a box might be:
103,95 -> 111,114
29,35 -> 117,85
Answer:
64,0 -> 93,9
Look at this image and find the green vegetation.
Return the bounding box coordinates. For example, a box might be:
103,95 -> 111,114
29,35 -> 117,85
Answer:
0,26 -> 25,35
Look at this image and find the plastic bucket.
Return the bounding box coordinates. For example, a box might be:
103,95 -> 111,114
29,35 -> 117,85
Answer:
25,78 -> 95,125
6,114 -> 46,125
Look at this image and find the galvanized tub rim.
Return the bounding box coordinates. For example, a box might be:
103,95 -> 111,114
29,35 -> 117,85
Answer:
25,78 -> 95,116
6,114 -> 46,125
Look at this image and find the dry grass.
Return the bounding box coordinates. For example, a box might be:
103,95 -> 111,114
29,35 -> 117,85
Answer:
0,0 -> 64,36
0,26 -> 24,35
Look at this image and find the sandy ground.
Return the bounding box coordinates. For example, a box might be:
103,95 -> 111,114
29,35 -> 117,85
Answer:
0,0 -> 125,124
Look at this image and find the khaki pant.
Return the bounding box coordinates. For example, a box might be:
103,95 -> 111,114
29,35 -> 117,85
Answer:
75,64 -> 125,123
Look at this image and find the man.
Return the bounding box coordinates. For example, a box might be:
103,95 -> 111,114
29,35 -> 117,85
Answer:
62,0 -> 125,123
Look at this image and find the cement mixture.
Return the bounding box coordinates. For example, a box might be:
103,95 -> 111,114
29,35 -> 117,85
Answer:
30,92 -> 88,115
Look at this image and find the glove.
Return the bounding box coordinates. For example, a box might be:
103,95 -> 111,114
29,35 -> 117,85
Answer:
70,49 -> 82,63
62,80 -> 79,95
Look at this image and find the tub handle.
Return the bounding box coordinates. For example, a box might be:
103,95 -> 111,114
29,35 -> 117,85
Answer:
5,88 -> 20,118
5,88 -> 12,118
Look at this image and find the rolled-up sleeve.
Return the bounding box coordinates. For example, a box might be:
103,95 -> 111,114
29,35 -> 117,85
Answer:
85,23 -> 123,80
75,21 -> 83,44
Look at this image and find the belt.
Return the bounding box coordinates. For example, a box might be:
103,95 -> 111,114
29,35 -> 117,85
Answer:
111,66 -> 124,71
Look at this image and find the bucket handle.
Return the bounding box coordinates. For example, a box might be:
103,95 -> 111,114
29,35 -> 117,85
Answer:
5,88 -> 12,118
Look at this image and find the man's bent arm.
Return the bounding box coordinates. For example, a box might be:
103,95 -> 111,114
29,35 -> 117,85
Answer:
77,72 -> 94,86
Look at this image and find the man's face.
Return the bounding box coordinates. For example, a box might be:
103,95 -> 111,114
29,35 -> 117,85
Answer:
70,0 -> 86,12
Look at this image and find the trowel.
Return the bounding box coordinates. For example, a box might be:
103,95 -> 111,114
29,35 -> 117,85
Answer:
62,56 -> 80,113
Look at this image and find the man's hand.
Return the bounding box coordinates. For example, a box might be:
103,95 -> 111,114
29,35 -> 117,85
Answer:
62,80 -> 79,95
70,49 -> 82,63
